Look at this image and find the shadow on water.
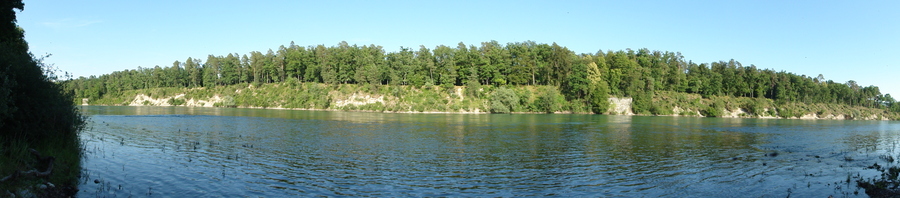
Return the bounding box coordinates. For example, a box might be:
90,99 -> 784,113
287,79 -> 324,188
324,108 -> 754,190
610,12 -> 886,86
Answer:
77,106 -> 900,197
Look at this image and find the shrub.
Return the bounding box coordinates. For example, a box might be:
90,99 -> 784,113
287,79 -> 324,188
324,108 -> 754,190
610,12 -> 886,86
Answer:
703,99 -> 724,117
285,77 -> 301,87
441,83 -> 455,95
632,91 -> 653,115
168,98 -> 186,106
775,102 -> 807,118
489,87 -> 519,113
568,99 -> 590,113
650,102 -> 674,115
214,95 -> 237,107
465,78 -> 481,98
740,98 -> 770,116
536,86 -> 565,113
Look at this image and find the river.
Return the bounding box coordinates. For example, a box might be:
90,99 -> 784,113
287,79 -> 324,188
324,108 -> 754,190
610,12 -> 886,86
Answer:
76,106 -> 900,197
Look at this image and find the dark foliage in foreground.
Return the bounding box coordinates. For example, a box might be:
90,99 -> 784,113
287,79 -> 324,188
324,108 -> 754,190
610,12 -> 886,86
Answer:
0,0 -> 86,194
0,0 -> 84,145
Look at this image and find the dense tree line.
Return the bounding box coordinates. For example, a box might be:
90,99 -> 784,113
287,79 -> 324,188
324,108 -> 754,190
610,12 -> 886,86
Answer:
1,0 -> 84,143
62,40 -> 900,113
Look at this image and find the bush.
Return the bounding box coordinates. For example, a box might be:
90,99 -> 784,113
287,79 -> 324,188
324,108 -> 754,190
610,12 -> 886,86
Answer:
703,99 -> 724,117
536,86 -> 565,113
650,102 -> 674,115
776,102 -> 805,118
490,87 -> 519,113
441,83 -> 455,95
465,79 -> 481,98
567,99 -> 590,113
168,98 -> 186,106
285,77 -> 301,87
740,98 -> 770,116
632,91 -> 653,115
214,96 -> 234,107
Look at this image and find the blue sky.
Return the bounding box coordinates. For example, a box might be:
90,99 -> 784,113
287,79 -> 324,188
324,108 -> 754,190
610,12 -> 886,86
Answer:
15,0 -> 900,96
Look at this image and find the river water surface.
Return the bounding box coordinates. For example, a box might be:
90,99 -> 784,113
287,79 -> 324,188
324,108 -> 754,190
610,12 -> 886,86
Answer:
77,106 -> 900,197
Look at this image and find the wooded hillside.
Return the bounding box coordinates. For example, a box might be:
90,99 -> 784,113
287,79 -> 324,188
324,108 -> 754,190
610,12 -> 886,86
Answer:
61,40 -> 900,116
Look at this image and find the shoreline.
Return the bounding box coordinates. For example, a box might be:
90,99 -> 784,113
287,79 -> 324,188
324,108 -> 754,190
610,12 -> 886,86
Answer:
81,104 -> 893,121
78,85 -> 897,121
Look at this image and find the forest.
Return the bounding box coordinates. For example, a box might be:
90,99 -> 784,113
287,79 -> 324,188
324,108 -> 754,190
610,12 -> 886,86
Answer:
61,40 -> 900,116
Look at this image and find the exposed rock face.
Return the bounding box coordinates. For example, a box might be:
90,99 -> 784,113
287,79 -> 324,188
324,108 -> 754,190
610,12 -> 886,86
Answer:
672,106 -> 702,117
607,97 -> 634,115
129,94 -> 170,106
333,93 -> 384,108
721,108 -> 748,118
114,92 -> 892,120
799,113 -> 819,119
128,94 -> 222,107
185,95 -> 223,107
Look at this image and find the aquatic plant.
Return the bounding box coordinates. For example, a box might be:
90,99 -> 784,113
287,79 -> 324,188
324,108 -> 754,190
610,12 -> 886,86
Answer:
858,163 -> 900,197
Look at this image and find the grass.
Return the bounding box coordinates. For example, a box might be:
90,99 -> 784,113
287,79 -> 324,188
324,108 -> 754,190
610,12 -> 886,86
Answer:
0,130 -> 83,195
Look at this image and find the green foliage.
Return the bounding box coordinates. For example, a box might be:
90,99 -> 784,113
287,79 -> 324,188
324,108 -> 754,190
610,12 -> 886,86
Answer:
587,74 -> 610,114
632,91 -> 654,115
702,98 -> 724,117
285,77 -> 301,87
564,60 -> 590,100
50,39 -> 898,119
566,99 -> 591,113
464,68 -> 481,97
775,102 -> 807,118
1,2 -> 86,144
652,91 -> 702,116
536,86 -> 565,113
214,96 -> 236,107
82,80 -> 900,119
649,102 -> 673,116
0,1 -> 86,191
739,97 -> 770,116
514,88 -> 533,112
490,87 -> 519,113
168,98 -> 186,106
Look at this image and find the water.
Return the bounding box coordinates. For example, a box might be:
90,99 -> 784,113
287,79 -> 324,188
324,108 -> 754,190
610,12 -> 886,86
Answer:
77,106 -> 900,197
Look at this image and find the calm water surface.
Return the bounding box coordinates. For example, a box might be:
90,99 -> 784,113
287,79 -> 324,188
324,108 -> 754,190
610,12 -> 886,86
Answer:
77,106 -> 900,197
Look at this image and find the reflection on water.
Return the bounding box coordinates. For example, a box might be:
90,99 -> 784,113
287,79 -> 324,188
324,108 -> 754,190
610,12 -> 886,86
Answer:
78,106 -> 900,197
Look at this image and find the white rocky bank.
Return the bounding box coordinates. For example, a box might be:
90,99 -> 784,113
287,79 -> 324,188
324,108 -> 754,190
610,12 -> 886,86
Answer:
127,94 -> 224,107
606,97 -> 887,120
89,94 -> 888,120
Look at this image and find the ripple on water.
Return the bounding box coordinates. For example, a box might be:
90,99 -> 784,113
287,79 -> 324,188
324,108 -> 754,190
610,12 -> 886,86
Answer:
77,108 -> 900,197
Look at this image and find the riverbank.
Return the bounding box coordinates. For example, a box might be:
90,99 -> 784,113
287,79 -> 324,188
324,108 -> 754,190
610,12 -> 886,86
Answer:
0,132 -> 83,197
81,82 -> 898,120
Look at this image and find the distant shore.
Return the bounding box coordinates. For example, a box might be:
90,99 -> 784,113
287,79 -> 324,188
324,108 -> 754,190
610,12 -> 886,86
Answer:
83,101 -> 892,121
76,83 -> 898,121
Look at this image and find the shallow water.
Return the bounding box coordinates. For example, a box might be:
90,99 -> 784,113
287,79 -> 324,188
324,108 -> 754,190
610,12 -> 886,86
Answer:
77,106 -> 900,197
